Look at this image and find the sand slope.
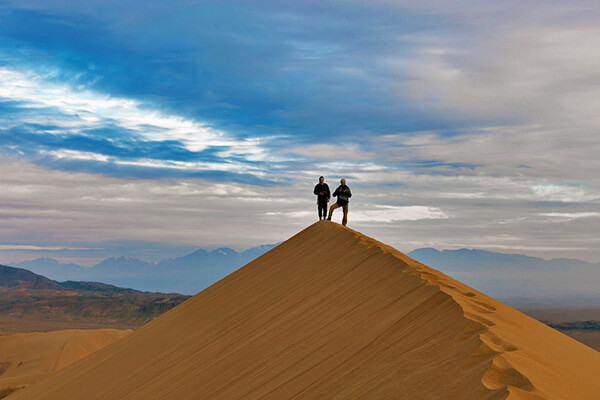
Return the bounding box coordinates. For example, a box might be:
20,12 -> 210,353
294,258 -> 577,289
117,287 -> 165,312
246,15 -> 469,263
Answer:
0,328 -> 131,389
10,222 -> 600,399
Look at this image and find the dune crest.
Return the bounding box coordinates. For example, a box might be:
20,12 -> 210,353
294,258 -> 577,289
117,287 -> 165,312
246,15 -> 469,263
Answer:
10,222 -> 600,399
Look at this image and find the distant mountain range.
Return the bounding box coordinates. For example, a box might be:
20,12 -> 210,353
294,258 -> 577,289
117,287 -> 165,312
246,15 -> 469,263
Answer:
9,245 -> 600,305
407,248 -> 600,306
14,244 -> 278,295
0,264 -> 190,331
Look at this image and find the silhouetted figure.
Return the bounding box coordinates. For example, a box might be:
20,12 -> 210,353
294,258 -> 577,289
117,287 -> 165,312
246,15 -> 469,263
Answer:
327,178 -> 352,226
313,176 -> 330,220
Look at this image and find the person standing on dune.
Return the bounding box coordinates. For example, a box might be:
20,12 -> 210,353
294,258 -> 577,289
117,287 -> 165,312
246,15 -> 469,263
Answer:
327,178 -> 352,226
313,176 -> 331,220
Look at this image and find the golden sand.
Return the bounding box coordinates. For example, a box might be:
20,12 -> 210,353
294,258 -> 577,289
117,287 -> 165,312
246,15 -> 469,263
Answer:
0,328 -> 130,389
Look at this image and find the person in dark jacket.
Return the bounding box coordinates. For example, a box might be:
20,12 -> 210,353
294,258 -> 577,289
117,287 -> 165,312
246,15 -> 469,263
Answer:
327,178 -> 352,226
313,176 -> 331,220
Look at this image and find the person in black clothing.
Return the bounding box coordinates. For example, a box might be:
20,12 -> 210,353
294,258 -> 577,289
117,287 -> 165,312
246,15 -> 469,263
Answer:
313,176 -> 331,220
327,178 -> 352,226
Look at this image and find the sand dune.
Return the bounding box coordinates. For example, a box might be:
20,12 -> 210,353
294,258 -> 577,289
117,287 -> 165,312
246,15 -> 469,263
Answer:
10,221 -> 600,399
0,328 -> 131,390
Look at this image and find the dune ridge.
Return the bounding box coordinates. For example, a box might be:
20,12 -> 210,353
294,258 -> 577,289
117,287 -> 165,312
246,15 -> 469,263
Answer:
351,227 -> 600,399
10,221 -> 600,399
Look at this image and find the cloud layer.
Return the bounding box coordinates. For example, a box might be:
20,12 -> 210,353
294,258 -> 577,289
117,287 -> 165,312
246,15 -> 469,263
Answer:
0,1 -> 599,263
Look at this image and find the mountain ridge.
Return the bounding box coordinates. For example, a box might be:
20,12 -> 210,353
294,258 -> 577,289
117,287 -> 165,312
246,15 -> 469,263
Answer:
0,264 -> 190,332
408,247 -> 600,267
407,247 -> 600,305
12,244 -> 598,304
13,244 -> 278,294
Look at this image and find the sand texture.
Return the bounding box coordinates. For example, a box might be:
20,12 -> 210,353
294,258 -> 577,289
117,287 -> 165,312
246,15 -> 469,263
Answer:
10,222 -> 600,399
0,328 -> 130,389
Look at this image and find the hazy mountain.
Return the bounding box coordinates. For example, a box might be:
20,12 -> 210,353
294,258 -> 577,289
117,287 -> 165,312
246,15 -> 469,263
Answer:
0,264 -> 61,290
92,256 -> 154,274
0,264 -> 190,331
13,257 -> 85,281
16,244 -> 598,304
14,244 -> 278,295
408,248 -> 598,271
407,248 -> 600,306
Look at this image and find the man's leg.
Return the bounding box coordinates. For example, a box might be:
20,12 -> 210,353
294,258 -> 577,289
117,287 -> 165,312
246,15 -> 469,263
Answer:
342,204 -> 349,226
318,201 -> 326,219
327,203 -> 339,220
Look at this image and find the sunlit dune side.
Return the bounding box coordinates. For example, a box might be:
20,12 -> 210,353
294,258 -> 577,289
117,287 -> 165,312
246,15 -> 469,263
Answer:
10,222 -> 600,400
0,329 -> 131,390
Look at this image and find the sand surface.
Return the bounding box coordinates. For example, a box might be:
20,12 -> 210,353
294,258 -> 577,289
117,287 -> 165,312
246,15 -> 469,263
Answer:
0,328 -> 131,390
10,222 -> 600,399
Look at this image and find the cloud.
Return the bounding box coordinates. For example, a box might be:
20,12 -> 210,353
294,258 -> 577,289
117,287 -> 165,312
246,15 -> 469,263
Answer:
267,206 -> 448,223
0,245 -> 101,251
351,205 -> 449,222
0,157 -> 305,251
393,9 -> 600,188
286,144 -> 375,161
0,1 -> 451,142
540,212 -> 600,220
0,67 -> 261,154
401,3 -> 600,121
530,185 -> 597,203
0,66 -> 272,181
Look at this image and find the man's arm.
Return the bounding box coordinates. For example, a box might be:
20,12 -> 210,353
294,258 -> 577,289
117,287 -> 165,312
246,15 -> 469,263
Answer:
325,185 -> 331,199
346,187 -> 352,198
313,184 -> 320,195
332,187 -> 339,197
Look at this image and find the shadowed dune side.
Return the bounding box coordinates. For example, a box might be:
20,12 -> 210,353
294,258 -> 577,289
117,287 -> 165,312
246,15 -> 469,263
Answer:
10,222 -> 600,400
0,328 -> 131,390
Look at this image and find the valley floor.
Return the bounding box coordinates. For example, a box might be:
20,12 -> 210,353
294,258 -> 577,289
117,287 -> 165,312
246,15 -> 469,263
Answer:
523,307 -> 600,351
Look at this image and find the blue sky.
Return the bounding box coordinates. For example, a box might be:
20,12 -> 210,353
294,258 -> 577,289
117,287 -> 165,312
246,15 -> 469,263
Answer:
0,0 -> 599,265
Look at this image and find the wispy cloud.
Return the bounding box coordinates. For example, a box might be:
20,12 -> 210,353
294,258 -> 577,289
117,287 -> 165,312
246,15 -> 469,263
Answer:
540,212 -> 600,220
0,245 -> 101,251
267,205 -> 448,223
351,206 -> 449,223
0,67 -> 270,180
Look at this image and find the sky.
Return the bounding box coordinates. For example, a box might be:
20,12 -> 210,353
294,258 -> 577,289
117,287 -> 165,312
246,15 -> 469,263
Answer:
0,0 -> 599,266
